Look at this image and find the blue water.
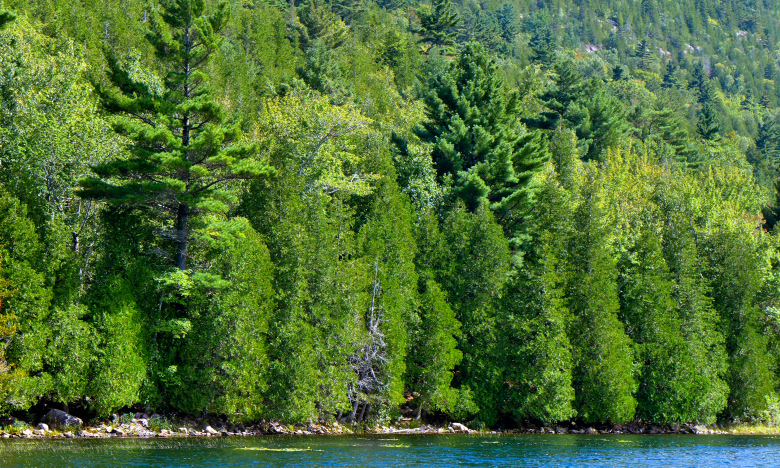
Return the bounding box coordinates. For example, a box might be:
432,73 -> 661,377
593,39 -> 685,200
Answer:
2,434 -> 779,467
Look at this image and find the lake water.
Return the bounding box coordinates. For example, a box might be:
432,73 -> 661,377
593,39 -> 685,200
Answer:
2,434 -> 780,467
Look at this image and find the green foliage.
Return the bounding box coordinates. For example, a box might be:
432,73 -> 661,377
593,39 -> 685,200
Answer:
417,0 -> 459,51
0,0 -> 14,30
3,0 -> 780,430
416,42 -> 546,227
80,0 -> 272,270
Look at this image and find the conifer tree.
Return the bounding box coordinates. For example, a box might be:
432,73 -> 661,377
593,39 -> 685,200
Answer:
297,0 -> 349,50
662,61 -> 680,89
756,112 -> 780,167
524,59 -> 590,131
697,102 -> 722,143
635,40 -> 653,71
527,12 -> 556,69
80,0 -> 272,270
495,3 -> 519,44
416,42 -> 547,227
567,180 -> 637,423
417,0 -> 460,51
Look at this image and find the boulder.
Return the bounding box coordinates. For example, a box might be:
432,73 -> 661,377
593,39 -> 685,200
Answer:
36,423 -> 49,432
585,427 -> 598,435
451,422 -> 471,434
43,409 -> 83,428
22,429 -> 32,436
204,425 -> 219,435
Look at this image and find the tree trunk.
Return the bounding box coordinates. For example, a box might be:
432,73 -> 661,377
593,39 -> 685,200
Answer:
357,402 -> 366,422
415,400 -> 425,420
175,202 -> 189,270
343,400 -> 359,423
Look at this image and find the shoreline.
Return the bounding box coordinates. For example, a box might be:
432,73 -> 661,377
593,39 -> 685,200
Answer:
2,418 -> 779,440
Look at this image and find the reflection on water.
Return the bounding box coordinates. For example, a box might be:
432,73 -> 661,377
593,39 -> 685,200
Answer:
2,434 -> 780,467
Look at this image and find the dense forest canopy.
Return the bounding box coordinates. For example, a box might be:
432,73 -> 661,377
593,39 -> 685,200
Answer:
3,0 -> 780,428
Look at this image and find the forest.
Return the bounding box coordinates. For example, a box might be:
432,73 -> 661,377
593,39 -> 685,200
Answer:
3,0 -> 780,428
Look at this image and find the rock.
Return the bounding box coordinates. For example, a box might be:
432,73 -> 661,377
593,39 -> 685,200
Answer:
35,429 -> 45,436
451,422 -> 471,434
693,425 -> 708,435
1,434 -> 8,439
555,427 -> 568,434
64,432 -> 75,438
648,426 -> 664,434
136,418 -> 149,428
43,409 -> 83,429
112,427 -> 125,436
36,423 -> 49,432
111,414 -> 119,424
22,429 -> 32,436
204,425 -> 219,435
179,427 -> 188,434
585,427 -> 598,435
150,414 -> 162,420
220,430 -> 230,437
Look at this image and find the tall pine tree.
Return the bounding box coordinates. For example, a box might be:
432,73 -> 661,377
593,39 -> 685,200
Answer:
80,0 -> 272,270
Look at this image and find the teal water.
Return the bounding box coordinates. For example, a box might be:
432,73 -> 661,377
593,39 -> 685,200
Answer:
2,434 -> 780,467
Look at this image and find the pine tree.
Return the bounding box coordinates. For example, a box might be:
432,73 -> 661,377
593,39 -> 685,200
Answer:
525,59 -> 590,131
756,112 -> 780,167
416,42 -> 547,226
296,0 -> 349,50
578,89 -> 631,161
662,61 -> 680,89
697,102 -> 722,143
79,0 -> 272,270
298,39 -> 346,96
635,40 -> 653,71
527,13 -> 556,70
417,0 -> 460,52
495,3 -> 519,44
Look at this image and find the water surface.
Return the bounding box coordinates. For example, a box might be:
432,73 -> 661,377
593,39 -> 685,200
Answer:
2,434 -> 779,467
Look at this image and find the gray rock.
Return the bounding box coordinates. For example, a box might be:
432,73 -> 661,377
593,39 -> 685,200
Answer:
585,427 -> 598,434
36,423 -> 49,432
451,422 -> 471,433
22,429 -> 32,436
555,426 -> 568,434
204,425 -> 219,435
43,409 -> 83,428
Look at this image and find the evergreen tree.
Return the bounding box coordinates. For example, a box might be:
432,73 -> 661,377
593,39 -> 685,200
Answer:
298,39 -> 346,96
525,59 -> 590,131
495,3 -> 519,44
697,102 -> 722,143
296,0 -> 349,50
662,61 -> 680,89
756,112 -> 780,167
578,89 -> 631,161
567,180 -> 637,423
527,13 -> 556,70
417,0 -> 460,51
618,230 -> 702,423
80,0 -> 272,270
416,42 -> 547,227
635,40 -> 653,71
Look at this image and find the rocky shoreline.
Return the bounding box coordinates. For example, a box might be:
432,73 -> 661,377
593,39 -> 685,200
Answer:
0,409 -> 773,440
